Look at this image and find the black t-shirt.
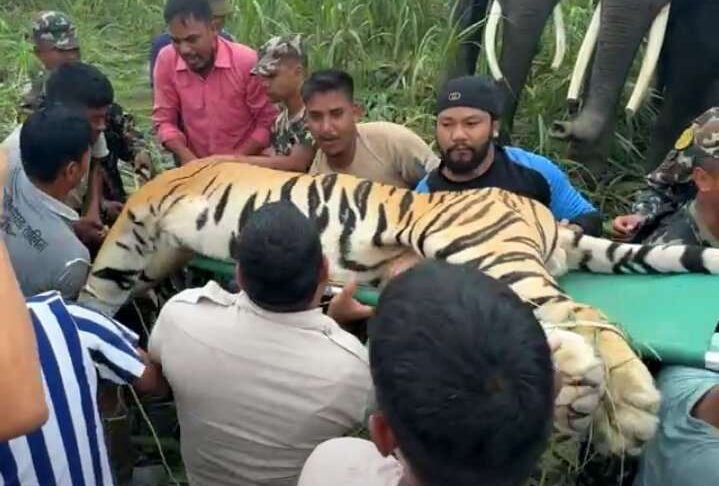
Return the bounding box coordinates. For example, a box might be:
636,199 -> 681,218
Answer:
425,147 -> 551,206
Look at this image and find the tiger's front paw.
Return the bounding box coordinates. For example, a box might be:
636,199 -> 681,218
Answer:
544,327 -> 606,437
593,342 -> 660,456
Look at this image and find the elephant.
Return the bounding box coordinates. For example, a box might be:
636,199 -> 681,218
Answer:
551,0 -> 719,174
446,0 -> 567,135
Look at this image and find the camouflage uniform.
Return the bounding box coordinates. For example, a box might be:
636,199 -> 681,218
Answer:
19,11 -> 80,119
641,107 -> 719,247
632,107 -> 719,223
251,34 -> 314,156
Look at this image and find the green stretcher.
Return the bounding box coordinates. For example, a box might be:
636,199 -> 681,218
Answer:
189,256 -> 719,371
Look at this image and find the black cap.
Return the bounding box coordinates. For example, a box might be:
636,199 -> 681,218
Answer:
435,75 -> 503,118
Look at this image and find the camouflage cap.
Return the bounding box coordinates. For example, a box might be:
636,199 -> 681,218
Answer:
31,11 -> 79,50
251,34 -> 306,76
667,107 -> 719,168
209,0 -> 233,17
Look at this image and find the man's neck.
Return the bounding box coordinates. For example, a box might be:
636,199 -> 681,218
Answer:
441,143 -> 495,183
32,179 -> 69,203
326,133 -> 358,170
285,91 -> 305,119
694,196 -> 719,241
692,384 -> 719,430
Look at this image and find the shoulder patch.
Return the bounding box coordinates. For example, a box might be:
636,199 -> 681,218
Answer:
674,127 -> 694,150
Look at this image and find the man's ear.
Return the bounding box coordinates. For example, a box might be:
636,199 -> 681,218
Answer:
317,255 -> 330,287
352,103 -> 364,122
369,412 -> 398,457
693,166 -> 711,192
491,119 -> 501,139
63,160 -> 82,185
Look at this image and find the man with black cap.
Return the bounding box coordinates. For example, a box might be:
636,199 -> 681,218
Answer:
416,75 -> 602,236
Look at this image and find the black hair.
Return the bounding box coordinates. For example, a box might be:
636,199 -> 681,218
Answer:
301,69 -> 354,103
232,201 -> 323,311
164,0 -> 212,24
20,104 -> 92,183
45,62 -> 114,109
368,261 -> 555,486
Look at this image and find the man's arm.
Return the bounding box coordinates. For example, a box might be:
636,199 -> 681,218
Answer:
152,48 -> 197,164
0,240 -> 48,440
238,143 -> 315,172
394,127 -> 439,188
508,148 -> 602,236
237,69 -> 277,156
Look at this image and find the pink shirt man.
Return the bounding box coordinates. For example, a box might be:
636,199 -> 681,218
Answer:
152,36 -> 277,160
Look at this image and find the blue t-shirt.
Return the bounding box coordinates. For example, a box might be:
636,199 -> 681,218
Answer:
634,366 -> 719,486
415,146 -> 597,223
148,30 -> 235,86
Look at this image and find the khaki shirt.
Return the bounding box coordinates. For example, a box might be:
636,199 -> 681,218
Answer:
308,121 -> 439,188
298,438 -> 404,486
148,282 -> 374,486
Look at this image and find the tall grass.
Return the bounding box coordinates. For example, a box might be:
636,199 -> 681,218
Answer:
0,0 -> 656,218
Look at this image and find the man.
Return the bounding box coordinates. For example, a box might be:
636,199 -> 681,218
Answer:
148,201 -> 374,485
304,69 -> 439,188
0,289 -> 165,485
0,105 -> 94,299
153,0 -> 277,165
298,261 -> 556,485
612,107 -> 719,243
18,10 -> 81,120
416,75 -> 602,236
239,34 -> 316,171
20,11 -> 149,199
149,0 -> 235,87
4,62 -> 118,252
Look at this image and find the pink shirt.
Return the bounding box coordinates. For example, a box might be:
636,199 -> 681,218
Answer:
152,36 -> 277,158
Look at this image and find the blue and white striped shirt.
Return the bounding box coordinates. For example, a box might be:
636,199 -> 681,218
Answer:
0,292 -> 145,486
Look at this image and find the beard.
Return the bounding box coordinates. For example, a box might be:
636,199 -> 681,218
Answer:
440,140 -> 492,175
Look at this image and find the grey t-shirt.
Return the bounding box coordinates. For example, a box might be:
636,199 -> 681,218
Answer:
634,366 -> 719,486
1,126 -> 91,299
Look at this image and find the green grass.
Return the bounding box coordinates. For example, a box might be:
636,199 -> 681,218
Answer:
0,1 -> 656,483
0,0 -> 657,218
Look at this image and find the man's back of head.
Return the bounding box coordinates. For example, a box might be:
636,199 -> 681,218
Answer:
233,201 -> 324,312
45,61 -> 114,109
20,104 -> 92,185
368,261 -> 555,486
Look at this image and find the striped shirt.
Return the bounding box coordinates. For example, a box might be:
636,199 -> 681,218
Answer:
0,292 -> 145,486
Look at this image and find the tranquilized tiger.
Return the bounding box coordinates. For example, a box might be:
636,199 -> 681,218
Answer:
78,159 -> 719,456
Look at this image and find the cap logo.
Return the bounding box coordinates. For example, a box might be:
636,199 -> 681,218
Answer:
674,127 -> 694,151
448,91 -> 461,101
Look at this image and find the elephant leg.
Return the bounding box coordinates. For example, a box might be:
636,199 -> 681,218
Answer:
646,0 -> 719,170
444,0 -> 491,81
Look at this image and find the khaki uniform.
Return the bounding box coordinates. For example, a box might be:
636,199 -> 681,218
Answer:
270,106 -> 313,156
308,121 -> 440,188
148,282 -> 374,486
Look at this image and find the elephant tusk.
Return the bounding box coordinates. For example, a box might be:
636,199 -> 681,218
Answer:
626,3 -> 671,116
567,1 -> 601,105
551,4 -> 567,70
484,0 -> 504,82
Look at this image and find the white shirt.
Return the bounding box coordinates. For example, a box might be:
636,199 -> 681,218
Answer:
149,282 -> 375,486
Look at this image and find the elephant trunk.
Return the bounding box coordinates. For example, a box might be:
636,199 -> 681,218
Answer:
551,0 -> 670,171
495,0 -> 560,132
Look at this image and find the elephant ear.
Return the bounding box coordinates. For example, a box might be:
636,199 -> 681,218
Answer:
674,126 -> 694,151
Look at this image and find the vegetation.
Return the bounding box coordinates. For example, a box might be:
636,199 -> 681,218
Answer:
0,0 -> 656,483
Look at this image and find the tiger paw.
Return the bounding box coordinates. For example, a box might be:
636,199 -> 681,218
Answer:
590,329 -> 660,455
544,327 -> 606,436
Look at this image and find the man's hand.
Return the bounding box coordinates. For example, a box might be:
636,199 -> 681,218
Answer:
611,214 -> 646,241
102,201 -> 124,224
73,217 -> 107,250
328,281 -> 374,327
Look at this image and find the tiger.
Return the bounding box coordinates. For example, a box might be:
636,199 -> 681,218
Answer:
78,158 -> 719,456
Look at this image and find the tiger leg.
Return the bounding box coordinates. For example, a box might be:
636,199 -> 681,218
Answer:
568,308 -> 661,456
